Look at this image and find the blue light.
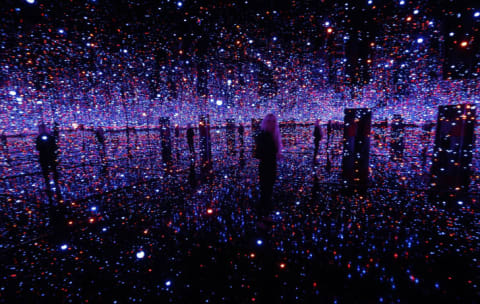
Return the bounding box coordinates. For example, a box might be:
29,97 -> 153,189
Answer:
399,0 -> 405,5
413,9 -> 419,15
136,251 -> 145,259
26,0 -> 35,4
216,100 -> 223,106
457,201 -> 463,206
256,239 -> 263,246
417,38 -> 424,44
60,244 -> 68,250
91,206 -> 97,211
474,12 -> 480,18
165,280 -> 172,287
435,283 -> 440,289
58,29 -> 65,34
177,1 -> 183,7
41,135 -> 48,141
449,32 -> 455,37
367,0 -> 373,5
8,90 -> 16,96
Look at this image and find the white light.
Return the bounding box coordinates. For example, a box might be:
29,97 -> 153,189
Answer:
177,1 -> 183,7
165,280 -> 172,287
474,12 -> 480,18
256,239 -> 263,246
26,0 -> 35,4
91,206 -> 97,211
41,135 -> 48,141
227,79 -> 232,86
136,251 -> 145,259
216,99 -> 223,106
399,0 -> 405,5
449,32 -> 455,37
458,201 -> 463,205
367,0 -> 372,5
58,29 -> 65,34
417,38 -> 424,43
8,90 -> 16,96
413,9 -> 419,14
324,21 -> 330,27
60,244 -> 68,250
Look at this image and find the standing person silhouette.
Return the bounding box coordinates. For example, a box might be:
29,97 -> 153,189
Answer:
186,123 -> 195,157
238,123 -> 244,147
313,120 -> 322,164
255,114 -> 282,220
36,123 -> 61,201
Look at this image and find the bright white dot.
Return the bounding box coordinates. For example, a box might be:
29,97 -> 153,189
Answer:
58,29 -> 65,34
136,251 -> 145,259
8,90 -> 16,96
474,12 -> 480,18
60,244 -> 68,250
91,206 -> 97,211
399,0 -> 405,5
272,36 -> 277,41
41,135 -> 48,141
417,38 -> 424,43
248,39 -> 253,44
26,0 -> 35,4
227,79 -> 232,86
256,239 -> 263,246
457,201 -> 463,205
165,280 -> 172,287
413,9 -> 419,14
216,99 -> 223,106
367,0 -> 372,4
324,21 -> 330,26
177,1 -> 183,7
449,32 -> 455,37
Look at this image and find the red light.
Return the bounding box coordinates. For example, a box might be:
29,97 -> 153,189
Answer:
207,208 -> 213,214
279,263 -> 286,269
326,27 -> 333,34
460,41 -> 468,48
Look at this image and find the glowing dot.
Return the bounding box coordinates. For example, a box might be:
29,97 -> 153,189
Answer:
177,1 -> 183,7
460,41 -> 468,47
41,136 -> 48,141
90,206 -> 97,211
474,12 -> 480,17
399,0 -> 405,5
457,201 -> 463,205
136,251 -> 145,259
256,239 -> 263,246
206,208 -> 213,214
449,32 -> 455,37
72,123 -> 79,129
26,0 -> 35,4
279,263 -> 286,269
413,9 -> 419,14
367,0 -> 372,5
216,100 -> 223,106
60,244 -> 68,250
417,38 -> 424,43
8,90 -> 16,96
327,27 -> 333,33
227,79 -> 232,86
165,280 -> 172,287
58,29 -> 65,34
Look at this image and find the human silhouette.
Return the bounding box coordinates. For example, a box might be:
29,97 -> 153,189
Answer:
255,113 -> 282,220
313,120 -> 322,164
35,124 -> 61,201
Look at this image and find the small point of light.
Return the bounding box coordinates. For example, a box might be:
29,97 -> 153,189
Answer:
279,263 -> 286,269
8,90 -> 16,96
72,123 -> 79,129
165,280 -> 172,287
136,251 -> 145,259
457,201 -> 464,205
256,239 -> 263,246
206,208 -> 213,214
399,0 -> 405,5
216,100 -> 223,106
474,12 -> 480,18
417,38 -> 424,44
367,0 -> 373,5
26,0 -> 35,4
327,27 -> 333,34
177,1 -> 183,7
58,29 -> 65,34
227,79 -> 232,86
90,206 -> 97,211
413,9 -> 419,15
60,244 -> 68,250
460,41 -> 468,48
41,135 -> 48,141
449,32 -> 455,37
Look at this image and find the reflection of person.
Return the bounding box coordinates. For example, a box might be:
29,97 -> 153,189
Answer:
95,126 -> 106,160
255,114 -> 282,218
187,124 -> 195,155
238,123 -> 244,146
36,124 -> 61,200
313,120 -> 322,163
